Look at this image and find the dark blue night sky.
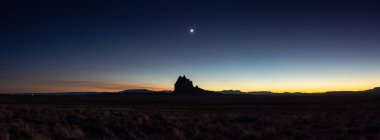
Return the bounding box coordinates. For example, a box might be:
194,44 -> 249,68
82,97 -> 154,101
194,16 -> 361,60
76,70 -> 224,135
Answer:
1,0 -> 380,93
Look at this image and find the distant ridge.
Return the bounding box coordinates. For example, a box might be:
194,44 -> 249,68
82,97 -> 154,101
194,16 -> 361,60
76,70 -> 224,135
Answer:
218,90 -> 272,95
365,87 -> 380,94
120,89 -> 154,94
119,89 -> 171,95
173,75 -> 218,95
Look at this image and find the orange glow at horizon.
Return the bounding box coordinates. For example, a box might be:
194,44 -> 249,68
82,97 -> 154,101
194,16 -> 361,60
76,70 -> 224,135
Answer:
1,74 -> 379,93
199,80 -> 379,93
1,80 -> 378,93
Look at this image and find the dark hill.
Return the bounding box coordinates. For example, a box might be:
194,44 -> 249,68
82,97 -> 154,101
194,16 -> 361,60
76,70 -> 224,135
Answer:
366,87 -> 380,94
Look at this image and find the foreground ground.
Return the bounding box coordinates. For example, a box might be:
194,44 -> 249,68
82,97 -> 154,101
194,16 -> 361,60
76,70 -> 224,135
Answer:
0,94 -> 379,140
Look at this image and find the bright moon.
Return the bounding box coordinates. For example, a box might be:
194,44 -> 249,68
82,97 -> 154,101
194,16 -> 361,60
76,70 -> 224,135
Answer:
190,28 -> 195,33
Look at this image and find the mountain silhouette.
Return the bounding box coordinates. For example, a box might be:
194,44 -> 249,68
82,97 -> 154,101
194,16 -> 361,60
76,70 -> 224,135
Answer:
173,75 -> 217,95
366,87 -> 380,94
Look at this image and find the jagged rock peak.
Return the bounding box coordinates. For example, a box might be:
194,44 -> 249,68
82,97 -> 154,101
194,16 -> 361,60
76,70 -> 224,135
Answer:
173,75 -> 203,95
174,75 -> 194,92
173,75 -> 218,95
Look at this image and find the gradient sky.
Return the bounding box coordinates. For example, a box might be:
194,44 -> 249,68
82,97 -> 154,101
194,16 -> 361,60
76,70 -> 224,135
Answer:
1,0 -> 380,93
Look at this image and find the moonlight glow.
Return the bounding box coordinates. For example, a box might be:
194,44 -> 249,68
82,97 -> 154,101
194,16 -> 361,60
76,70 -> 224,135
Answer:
190,28 -> 195,33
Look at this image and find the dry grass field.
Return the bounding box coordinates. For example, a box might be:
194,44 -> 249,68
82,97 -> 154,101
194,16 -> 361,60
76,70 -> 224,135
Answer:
0,94 -> 379,140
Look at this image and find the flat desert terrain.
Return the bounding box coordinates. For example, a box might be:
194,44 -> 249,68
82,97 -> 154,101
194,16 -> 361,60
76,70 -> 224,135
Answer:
0,94 -> 379,140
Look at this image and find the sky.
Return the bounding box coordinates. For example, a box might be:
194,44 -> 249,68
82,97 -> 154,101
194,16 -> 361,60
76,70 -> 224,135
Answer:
1,0 -> 380,93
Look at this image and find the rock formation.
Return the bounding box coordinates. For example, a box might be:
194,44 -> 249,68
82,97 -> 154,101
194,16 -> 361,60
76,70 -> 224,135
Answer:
173,75 -> 216,95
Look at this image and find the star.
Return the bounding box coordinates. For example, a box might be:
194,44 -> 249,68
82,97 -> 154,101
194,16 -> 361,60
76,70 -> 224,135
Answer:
189,28 -> 195,33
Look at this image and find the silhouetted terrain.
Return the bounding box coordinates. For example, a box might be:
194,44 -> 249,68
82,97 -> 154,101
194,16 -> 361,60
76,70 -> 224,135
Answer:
1,77 -> 379,139
0,94 -> 379,140
173,75 -> 217,95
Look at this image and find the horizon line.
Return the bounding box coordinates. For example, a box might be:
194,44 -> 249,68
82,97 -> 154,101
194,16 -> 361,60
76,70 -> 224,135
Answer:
0,86 -> 378,94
